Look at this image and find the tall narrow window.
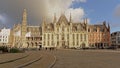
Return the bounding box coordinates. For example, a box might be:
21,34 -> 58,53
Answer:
52,34 -> 53,40
67,34 -> 69,40
88,29 -> 90,32
73,34 -> 74,45
44,34 -> 46,39
77,34 -> 79,40
48,34 -> 49,40
73,34 -> 74,40
84,34 -> 86,41
57,34 -> 59,40
81,34 -> 82,41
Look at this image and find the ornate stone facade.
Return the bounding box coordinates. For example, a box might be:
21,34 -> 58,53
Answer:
12,9 -> 42,48
42,14 -> 88,49
42,14 -> 111,49
11,9 -> 110,49
88,22 -> 111,48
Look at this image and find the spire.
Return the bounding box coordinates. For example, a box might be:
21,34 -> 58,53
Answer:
69,12 -> 72,22
103,21 -> 106,26
13,24 -> 16,28
53,13 -> 57,23
42,16 -> 46,25
22,9 -> 27,25
85,18 -> 88,24
108,23 -> 110,30
84,18 -> 87,24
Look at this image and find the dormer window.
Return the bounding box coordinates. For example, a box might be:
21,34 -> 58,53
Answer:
88,28 -> 90,32
100,27 -> 104,32
48,26 -> 50,29
93,27 -> 97,32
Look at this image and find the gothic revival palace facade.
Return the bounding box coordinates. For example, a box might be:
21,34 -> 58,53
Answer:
42,14 -> 89,49
9,9 -> 110,49
42,14 -> 111,49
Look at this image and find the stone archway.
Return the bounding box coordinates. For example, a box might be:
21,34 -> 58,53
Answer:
38,42 -> 42,50
27,42 -> 29,48
35,42 -> 37,46
35,42 -> 38,48
62,41 -> 66,48
31,42 -> 34,47
81,43 -> 86,48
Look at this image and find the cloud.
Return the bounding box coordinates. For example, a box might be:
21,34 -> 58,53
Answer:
0,14 -> 5,23
66,8 -> 85,22
73,0 -> 87,3
44,0 -> 87,22
0,0 -> 87,27
0,15 -> 3,22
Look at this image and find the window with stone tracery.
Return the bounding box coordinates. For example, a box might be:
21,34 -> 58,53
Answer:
73,34 -> 74,40
52,34 -> 53,39
67,34 -> 69,40
48,34 -> 49,40
48,41 -> 49,46
81,34 -> 82,41
57,28 -> 59,32
77,34 -> 79,40
44,34 -> 46,40
84,34 -> 86,41
57,34 -> 59,40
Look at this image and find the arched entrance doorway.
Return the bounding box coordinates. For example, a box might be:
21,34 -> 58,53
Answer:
81,43 -> 86,48
38,42 -> 42,50
62,41 -> 65,48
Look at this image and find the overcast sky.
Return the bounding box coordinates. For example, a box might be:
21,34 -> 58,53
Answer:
0,0 -> 120,32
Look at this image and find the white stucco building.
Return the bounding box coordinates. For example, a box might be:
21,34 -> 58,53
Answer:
0,27 -> 11,46
111,31 -> 120,47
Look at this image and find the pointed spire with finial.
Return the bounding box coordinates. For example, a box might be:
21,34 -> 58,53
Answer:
42,16 -> 46,25
108,23 -> 110,30
83,18 -> 86,23
103,21 -> 106,26
22,8 -> 27,25
85,18 -> 88,24
69,12 -> 72,22
53,13 -> 57,23
13,24 -> 16,28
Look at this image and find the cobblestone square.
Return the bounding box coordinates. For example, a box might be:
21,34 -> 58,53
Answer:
51,49 -> 120,68
0,49 -> 120,68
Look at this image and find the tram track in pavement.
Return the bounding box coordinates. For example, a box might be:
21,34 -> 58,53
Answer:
0,53 -> 29,64
22,51 -> 57,68
0,51 -> 42,68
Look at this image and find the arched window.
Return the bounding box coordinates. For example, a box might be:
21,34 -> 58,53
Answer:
93,27 -> 97,32
88,28 -> 90,32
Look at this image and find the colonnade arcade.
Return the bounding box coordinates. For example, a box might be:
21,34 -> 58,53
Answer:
26,37 -> 42,48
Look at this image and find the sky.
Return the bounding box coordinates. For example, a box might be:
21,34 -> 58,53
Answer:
0,0 -> 120,33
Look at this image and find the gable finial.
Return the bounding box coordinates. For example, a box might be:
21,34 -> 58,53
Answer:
53,13 -> 57,23
70,12 -> 72,22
